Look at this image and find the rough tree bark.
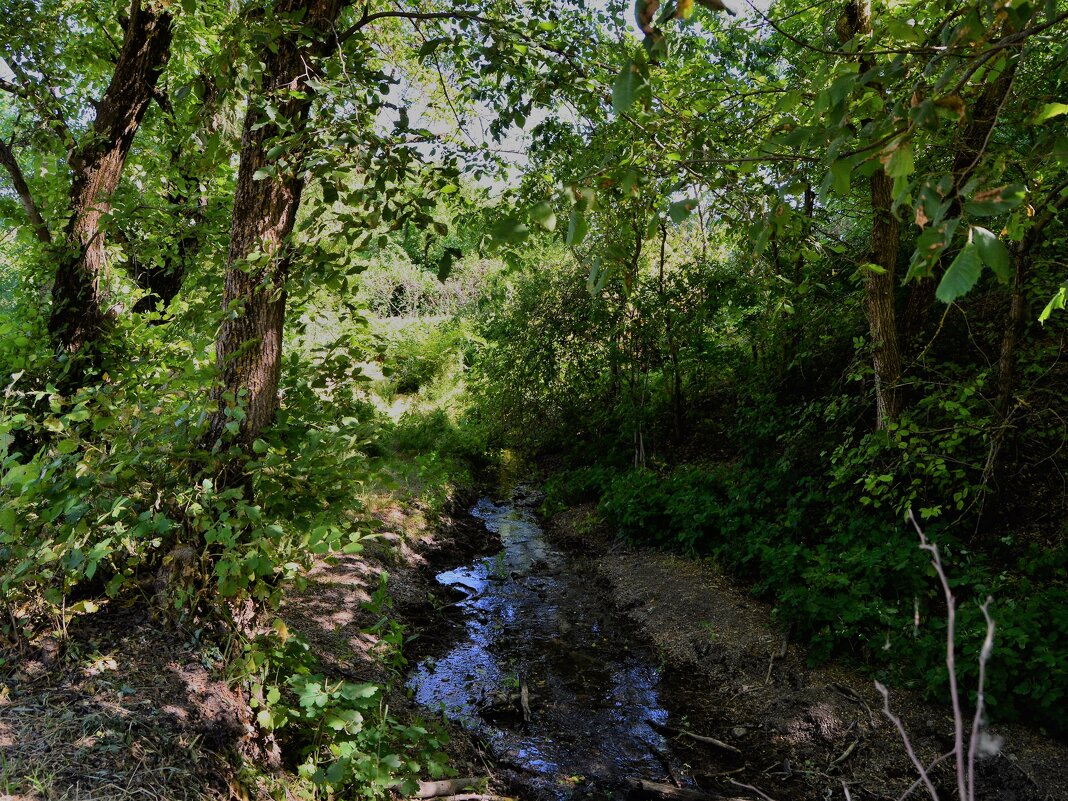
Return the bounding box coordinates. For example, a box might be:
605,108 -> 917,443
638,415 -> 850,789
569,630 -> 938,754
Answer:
840,0 -> 903,428
204,0 -> 343,486
48,0 -> 173,358
867,170 -> 904,427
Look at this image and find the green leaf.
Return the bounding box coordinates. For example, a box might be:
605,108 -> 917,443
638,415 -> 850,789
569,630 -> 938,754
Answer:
436,246 -> 462,281
668,199 -> 697,224
883,140 -> 914,179
529,201 -> 557,232
587,258 -> 608,295
964,183 -> 1026,217
830,159 -> 852,196
339,682 -> 379,700
490,217 -> 530,244
566,210 -> 588,246
936,241 -> 982,303
972,226 -> 1011,282
612,60 -> 643,115
1034,102 -> 1068,124
418,38 -> 448,59
252,439 -> 269,454
1039,284 -> 1068,323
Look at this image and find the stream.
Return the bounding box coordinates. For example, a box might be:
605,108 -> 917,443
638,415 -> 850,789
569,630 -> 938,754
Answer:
407,486 -> 685,799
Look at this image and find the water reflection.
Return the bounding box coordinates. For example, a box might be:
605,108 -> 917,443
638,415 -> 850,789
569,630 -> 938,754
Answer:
408,488 -> 676,798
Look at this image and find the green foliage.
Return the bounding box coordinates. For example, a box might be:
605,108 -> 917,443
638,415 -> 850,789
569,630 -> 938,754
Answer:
590,459 -> 1068,729
0,288 -> 379,636
381,320 -> 475,396
241,617 -> 450,798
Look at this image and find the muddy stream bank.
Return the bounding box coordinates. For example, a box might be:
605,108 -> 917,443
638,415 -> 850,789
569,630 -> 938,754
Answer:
402,488 -> 1068,801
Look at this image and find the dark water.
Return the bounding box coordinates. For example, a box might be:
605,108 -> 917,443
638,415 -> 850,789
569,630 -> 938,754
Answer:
407,488 -> 680,798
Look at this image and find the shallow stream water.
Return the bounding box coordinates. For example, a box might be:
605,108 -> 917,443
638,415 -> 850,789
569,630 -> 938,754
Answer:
407,487 -> 682,799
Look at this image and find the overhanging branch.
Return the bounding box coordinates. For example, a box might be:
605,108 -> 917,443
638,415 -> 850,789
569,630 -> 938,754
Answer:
0,137 -> 52,243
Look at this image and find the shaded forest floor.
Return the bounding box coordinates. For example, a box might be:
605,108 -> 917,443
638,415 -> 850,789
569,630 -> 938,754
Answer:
3,491 -> 1067,801
0,492 -> 494,801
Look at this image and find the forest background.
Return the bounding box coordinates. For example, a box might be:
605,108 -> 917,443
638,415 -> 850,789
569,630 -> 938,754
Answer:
1,0 -> 1067,795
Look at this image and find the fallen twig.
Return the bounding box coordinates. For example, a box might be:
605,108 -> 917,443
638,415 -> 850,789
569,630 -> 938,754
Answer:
830,739 -> 858,768
728,778 -> 777,801
519,681 -> 531,723
625,778 -> 714,801
764,636 -> 788,684
646,718 -> 742,755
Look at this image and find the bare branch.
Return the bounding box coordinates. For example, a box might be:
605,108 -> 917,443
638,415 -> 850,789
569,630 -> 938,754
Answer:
875,679 -> 940,801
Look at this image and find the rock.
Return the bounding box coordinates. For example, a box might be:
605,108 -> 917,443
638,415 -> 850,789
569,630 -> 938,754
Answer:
731,727 -> 747,739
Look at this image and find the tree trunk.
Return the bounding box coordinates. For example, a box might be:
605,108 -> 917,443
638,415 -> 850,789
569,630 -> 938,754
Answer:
48,0 -> 173,358
204,0 -> 342,485
901,37 -> 1018,354
982,178 -> 1068,488
868,169 -> 903,427
981,249 -> 1030,498
838,0 -> 903,428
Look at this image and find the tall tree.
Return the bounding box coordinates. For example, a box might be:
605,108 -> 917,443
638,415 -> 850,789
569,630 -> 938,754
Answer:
0,0 -> 173,362
204,0 -> 343,485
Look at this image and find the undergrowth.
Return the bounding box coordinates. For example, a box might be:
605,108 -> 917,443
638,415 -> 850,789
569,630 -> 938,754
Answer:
542,457 -> 1068,734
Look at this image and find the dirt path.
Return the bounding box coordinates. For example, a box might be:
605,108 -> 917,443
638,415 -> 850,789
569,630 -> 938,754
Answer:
547,504 -> 1068,801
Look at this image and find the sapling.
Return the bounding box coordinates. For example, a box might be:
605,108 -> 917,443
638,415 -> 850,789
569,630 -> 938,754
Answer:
876,511 -> 999,801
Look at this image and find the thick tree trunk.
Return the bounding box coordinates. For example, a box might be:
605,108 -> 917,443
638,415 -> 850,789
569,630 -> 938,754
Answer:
48,0 -> 173,357
868,170 -> 903,427
204,0 -> 342,483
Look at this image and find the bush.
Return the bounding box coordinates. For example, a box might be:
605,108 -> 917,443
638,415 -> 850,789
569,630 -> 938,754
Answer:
382,320 -> 472,395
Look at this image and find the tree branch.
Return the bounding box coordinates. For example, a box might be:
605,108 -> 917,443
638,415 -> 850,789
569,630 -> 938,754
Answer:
0,62 -> 75,149
0,137 -> 52,243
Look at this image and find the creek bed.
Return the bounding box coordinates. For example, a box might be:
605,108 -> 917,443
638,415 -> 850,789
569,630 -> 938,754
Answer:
407,487 -> 685,799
